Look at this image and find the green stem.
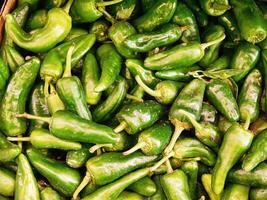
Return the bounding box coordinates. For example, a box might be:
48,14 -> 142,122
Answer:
72,171 -> 92,200
201,34 -> 226,50
62,45 -> 75,78
126,94 -> 143,102
123,142 -> 146,156
89,144 -> 113,153
150,151 -> 175,172
165,159 -> 173,174
135,76 -> 160,97
7,137 -> 31,142
114,121 -> 127,133
63,0 -> 74,13
164,126 -> 184,155
97,0 -> 123,7
16,113 -> 52,124
98,7 -> 117,24
179,110 -> 203,135
244,115 -> 251,130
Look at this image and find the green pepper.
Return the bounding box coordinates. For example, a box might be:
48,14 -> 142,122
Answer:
117,191 -> 145,200
0,167 -> 15,197
242,129 -> 267,171
133,0 -> 177,33
181,161 -> 198,200
47,84 -> 65,115
93,77 -> 127,122
171,2 -> 200,43
200,102 -> 218,124
166,79 -> 206,154
73,152 -> 158,199
262,50 -> 267,112
2,45 -> 25,73
70,0 -> 122,23
155,65 -> 200,82
5,0 -> 74,53
0,57 -> 40,136
65,27 -> 88,41
140,0 -> 154,12
26,9 -> 47,31
27,148 -> 81,197
231,0 -> 267,43
144,34 -> 225,70
198,25 -> 225,67
17,0 -> 39,11
160,169 -> 191,200
15,154 -> 40,200
238,69 -> 262,127
212,123 -> 254,194
206,54 -> 231,71
94,44 -> 122,92
148,175 -> 167,200
17,110 -> 120,144
42,0 -> 66,9
40,187 -> 62,200
108,0 -> 140,20
66,144 -> 94,168
200,0 -> 230,16
230,42 -> 260,82
29,83 -> 50,130
89,19 -> 110,42
0,58 -> 10,100
124,24 -> 184,53
206,79 -> 240,122
114,100 -> 165,134
56,45 -> 92,120
0,133 -> 21,163
218,11 -> 241,44
222,184 -> 250,200
108,21 -> 138,59
250,187 -> 267,200
201,174 -> 221,200
8,128 -> 82,150
123,121 -> 172,156
128,176 -> 156,197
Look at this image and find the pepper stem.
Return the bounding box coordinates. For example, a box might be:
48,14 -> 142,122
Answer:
179,110 -> 203,135
114,121 -> 127,133
150,151 -> 175,172
98,7 -> 116,24
135,76 -> 160,97
164,126 -> 184,155
63,0 -> 74,13
243,115 -> 251,130
201,34 -> 226,50
16,113 -> 52,124
97,0 -> 123,7
7,137 -> 31,142
123,142 -> 146,156
62,45 -> 75,78
165,159 -> 173,174
126,94 -> 143,102
72,171 -> 92,200
89,144 -> 113,153
96,149 -> 102,155
44,76 -> 52,98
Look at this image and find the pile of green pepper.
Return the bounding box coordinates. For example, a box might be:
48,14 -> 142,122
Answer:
0,0 -> 267,199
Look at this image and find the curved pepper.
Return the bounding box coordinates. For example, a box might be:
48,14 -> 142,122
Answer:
231,0 -> 267,43
212,124 -> 254,194
26,9 -> 47,31
0,133 -> 21,163
0,167 -> 15,197
250,187 -> 267,200
89,19 -> 110,42
128,176 -> 156,197
133,0 -> 177,33
114,100 -> 165,134
242,129 -> 267,171
222,184 -> 250,200
5,0 -> 74,53
40,187 -> 62,200
0,57 -> 40,136
144,34 -> 225,70
123,121 -> 173,156
95,44 -> 122,92
200,0 -> 230,16
27,148 -> 81,197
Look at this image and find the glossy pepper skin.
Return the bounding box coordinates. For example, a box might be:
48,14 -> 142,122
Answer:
29,83 -> 50,130
230,42 -> 260,82
222,184 -> 249,200
2,45 -> 25,73
171,2 -> 200,43
242,129 -> 267,171
0,57 -> 40,136
238,69 -> 262,124
65,27 -> 88,41
27,148 -> 81,197
124,24 -> 183,53
15,154 -> 40,200
40,187 -> 62,200
212,124 -> 254,194
231,0 -> 267,43
206,54 -> 231,71
160,170 -> 191,200
95,44 -> 122,92
133,0 -> 177,33
0,133 -> 21,162
250,187 -> 267,200
200,0 -> 230,16
5,0 -> 73,53
26,9 -> 47,31
89,19 -> 110,42
206,79 -> 240,122
0,58 -> 10,100
128,176 -> 156,197
0,167 -> 15,197
115,100 -> 165,134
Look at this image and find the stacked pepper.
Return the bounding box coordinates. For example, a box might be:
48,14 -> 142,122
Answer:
0,0 -> 267,199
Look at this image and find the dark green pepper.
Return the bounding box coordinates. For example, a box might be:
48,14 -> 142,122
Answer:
148,175 -> 167,200
114,100 -> 165,134
222,184 -> 250,200
261,50 -> 267,112
0,133 -> 21,163
0,167 -> 15,197
43,0 -> 66,9
108,0 -> 140,20
141,0 -> 154,12
128,176 -> 156,197
206,54 -> 231,71
89,19 -> 110,42
124,24 -> 184,53
133,0 -> 177,33
199,0 -> 230,16
26,9 -> 47,31
0,57 -> 40,136
250,187 -> 267,200
231,0 -> 267,43
40,187 -> 62,200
